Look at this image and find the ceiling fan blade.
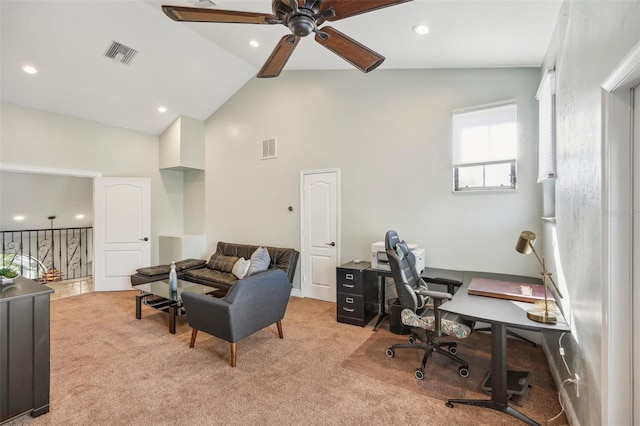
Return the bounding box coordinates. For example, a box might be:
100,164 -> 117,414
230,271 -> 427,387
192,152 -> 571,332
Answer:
258,35 -> 300,78
320,0 -> 412,22
162,5 -> 277,24
314,27 -> 384,73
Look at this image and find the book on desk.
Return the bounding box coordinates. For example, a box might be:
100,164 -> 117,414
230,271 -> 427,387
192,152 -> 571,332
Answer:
468,278 -> 550,303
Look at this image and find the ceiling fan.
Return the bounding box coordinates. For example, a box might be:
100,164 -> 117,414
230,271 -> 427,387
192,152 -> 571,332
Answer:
162,0 -> 413,78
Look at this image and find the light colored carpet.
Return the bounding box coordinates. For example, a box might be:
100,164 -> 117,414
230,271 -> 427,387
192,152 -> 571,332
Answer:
6,291 -> 566,425
342,327 -> 566,424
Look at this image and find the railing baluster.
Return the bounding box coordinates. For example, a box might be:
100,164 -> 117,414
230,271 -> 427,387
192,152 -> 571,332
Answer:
0,227 -> 93,282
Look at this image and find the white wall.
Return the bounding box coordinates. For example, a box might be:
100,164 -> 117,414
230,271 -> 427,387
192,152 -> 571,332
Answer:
0,103 -> 182,264
0,171 -> 93,230
0,68 -> 544,291
204,67 -> 542,288
540,2 -> 640,425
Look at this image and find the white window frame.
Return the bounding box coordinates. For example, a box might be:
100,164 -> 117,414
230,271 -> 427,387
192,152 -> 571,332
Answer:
537,70 -> 556,182
452,100 -> 518,192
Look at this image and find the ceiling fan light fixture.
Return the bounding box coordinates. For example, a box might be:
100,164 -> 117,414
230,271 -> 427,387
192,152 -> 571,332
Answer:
288,14 -> 316,37
412,24 -> 429,35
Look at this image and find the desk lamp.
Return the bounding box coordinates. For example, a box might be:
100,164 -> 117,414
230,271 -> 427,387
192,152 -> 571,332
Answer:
515,231 -> 563,323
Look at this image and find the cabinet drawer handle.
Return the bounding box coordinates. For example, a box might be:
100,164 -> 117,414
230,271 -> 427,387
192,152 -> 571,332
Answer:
342,307 -> 355,312
345,297 -> 354,304
345,274 -> 354,280
342,284 -> 354,288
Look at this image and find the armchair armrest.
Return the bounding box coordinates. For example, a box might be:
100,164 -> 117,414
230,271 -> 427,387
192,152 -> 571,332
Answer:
422,276 -> 462,295
415,287 -> 453,301
181,291 -> 233,341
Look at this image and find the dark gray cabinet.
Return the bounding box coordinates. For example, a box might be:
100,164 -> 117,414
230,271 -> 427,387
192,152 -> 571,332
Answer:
336,262 -> 378,327
0,277 -> 53,424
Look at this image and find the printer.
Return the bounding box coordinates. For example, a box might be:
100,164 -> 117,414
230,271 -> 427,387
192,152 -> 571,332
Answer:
370,241 -> 425,273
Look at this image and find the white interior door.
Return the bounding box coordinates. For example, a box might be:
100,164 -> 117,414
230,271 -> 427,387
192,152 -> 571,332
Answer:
94,177 -> 150,291
301,170 -> 339,302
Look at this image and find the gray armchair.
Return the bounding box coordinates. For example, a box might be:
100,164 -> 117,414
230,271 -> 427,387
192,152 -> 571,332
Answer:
181,269 -> 292,367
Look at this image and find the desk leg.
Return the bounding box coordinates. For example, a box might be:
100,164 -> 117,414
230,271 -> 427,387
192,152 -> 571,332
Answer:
445,323 -> 539,426
373,275 -> 387,331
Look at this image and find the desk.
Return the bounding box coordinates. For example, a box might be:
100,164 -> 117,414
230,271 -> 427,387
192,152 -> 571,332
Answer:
439,274 -> 569,425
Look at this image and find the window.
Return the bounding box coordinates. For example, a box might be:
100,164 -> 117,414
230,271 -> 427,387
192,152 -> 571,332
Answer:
452,102 -> 517,192
537,70 -> 556,182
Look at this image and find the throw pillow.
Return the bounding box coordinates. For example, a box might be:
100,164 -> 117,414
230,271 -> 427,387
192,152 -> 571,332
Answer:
208,254 -> 240,273
247,246 -> 271,276
232,257 -> 251,279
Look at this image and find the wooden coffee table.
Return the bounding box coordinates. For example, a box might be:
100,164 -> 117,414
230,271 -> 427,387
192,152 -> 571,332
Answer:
134,279 -> 217,334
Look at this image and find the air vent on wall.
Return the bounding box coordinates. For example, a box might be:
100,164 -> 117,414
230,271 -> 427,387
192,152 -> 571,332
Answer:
104,41 -> 138,65
261,138 -> 277,160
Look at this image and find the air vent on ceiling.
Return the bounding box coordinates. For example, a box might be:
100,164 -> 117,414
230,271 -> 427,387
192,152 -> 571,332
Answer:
104,41 -> 138,65
261,138 -> 277,160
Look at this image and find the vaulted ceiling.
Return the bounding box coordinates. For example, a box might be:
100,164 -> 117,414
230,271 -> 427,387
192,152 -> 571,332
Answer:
0,0 -> 562,135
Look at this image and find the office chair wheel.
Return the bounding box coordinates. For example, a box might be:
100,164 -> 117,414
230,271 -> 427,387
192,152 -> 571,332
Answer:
445,401 -> 454,408
448,345 -> 458,355
458,366 -> 469,378
415,369 -> 425,380
386,348 -> 395,358
408,336 -> 416,344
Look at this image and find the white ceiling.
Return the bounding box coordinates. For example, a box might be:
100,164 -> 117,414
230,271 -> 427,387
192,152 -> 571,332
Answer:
0,0 -> 562,136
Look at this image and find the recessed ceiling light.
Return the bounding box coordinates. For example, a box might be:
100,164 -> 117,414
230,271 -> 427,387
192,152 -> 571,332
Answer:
249,40 -> 260,48
14,215 -> 25,221
412,24 -> 429,35
76,214 -> 85,219
158,106 -> 167,113
22,65 -> 38,74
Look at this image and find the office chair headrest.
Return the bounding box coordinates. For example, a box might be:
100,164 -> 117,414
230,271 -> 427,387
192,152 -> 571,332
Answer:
396,241 -> 410,257
385,230 -> 410,258
385,230 -> 400,251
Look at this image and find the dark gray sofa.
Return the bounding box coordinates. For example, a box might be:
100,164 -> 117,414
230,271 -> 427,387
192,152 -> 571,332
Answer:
130,241 -> 299,297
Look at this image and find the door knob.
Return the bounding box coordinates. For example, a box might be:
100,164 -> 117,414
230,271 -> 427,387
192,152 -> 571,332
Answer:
326,242 -> 335,247
139,237 -> 149,241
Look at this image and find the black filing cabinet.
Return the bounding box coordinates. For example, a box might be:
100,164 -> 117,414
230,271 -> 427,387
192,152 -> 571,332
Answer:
336,261 -> 378,326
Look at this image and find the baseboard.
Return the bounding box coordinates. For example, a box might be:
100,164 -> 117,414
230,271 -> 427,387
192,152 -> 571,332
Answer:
290,288 -> 301,298
542,339 -> 579,425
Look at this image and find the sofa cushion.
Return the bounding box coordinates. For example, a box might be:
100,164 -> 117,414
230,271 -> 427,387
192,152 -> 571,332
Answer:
136,264 -> 171,277
185,268 -> 238,287
248,247 -> 270,276
215,241 -> 299,284
232,257 -> 251,279
176,258 -> 206,270
208,254 -> 240,273
136,258 -> 206,277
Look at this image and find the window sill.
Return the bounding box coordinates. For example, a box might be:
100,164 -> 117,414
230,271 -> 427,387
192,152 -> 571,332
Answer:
452,188 -> 517,194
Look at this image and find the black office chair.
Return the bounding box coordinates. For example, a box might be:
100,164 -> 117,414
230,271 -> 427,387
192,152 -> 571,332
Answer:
384,230 -> 473,380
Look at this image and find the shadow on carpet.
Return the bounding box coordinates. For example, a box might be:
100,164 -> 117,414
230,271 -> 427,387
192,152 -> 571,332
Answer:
342,327 -> 567,423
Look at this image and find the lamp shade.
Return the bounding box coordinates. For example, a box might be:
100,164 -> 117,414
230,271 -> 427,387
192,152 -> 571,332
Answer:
515,231 -> 536,254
